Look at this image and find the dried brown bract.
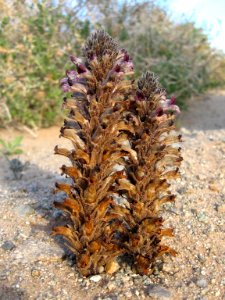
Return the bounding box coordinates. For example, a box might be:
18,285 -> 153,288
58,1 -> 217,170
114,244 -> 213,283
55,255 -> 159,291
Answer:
53,30 -> 182,276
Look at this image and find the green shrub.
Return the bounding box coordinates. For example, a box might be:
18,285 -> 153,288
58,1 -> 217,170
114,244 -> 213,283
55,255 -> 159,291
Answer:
0,1 -> 87,128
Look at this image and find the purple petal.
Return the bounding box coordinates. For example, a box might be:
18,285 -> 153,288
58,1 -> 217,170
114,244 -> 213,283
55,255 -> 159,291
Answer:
156,107 -> 164,116
66,70 -> 77,80
170,96 -> 176,105
61,83 -> 71,93
114,65 -> 121,73
125,61 -> 134,71
77,64 -> 87,74
160,99 -> 170,108
60,77 -> 68,85
163,105 -> 180,114
88,52 -> 97,61
124,53 -> 130,62
70,55 -> 81,65
136,91 -> 145,101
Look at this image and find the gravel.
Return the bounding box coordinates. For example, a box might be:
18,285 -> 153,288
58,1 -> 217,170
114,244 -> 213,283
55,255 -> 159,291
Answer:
145,284 -> 171,299
1,241 -> 16,251
196,278 -> 208,288
0,92 -> 225,299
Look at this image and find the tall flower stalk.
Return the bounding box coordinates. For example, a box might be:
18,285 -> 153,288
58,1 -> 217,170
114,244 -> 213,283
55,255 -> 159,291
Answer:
53,30 -> 182,276
114,72 -> 182,275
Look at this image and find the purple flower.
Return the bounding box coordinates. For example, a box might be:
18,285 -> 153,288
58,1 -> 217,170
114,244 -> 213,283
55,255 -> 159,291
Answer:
114,65 -> 121,73
124,61 -> 134,72
60,82 -> 71,93
70,55 -> 88,74
121,49 -> 130,62
164,105 -> 180,114
170,95 -> 176,105
70,55 -> 82,65
77,64 -> 87,74
135,91 -> 145,101
156,107 -> 164,116
60,70 -> 79,92
158,96 -> 180,115
114,49 -> 134,75
87,52 -> 97,61
66,70 -> 77,81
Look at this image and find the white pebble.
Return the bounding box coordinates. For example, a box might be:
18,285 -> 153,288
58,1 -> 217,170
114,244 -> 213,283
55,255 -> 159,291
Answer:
89,275 -> 102,282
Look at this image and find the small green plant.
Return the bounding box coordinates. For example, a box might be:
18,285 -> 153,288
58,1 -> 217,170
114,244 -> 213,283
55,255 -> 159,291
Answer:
0,136 -> 28,179
0,136 -> 24,156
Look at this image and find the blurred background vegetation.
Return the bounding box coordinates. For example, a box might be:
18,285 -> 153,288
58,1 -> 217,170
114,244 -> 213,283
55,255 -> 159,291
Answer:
0,0 -> 225,129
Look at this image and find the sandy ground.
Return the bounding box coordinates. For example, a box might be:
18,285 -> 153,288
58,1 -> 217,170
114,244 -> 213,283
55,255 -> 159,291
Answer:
0,92 -> 224,300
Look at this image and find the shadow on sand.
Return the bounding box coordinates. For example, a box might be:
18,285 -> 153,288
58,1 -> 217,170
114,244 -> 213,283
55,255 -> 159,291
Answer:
0,157 -> 75,258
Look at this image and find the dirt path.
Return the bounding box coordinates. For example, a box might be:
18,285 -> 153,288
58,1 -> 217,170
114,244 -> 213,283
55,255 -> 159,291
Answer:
0,92 -> 224,300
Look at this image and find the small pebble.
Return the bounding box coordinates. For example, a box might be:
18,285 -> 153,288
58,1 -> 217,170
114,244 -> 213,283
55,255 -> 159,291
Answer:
217,204 -> 225,213
124,291 -> 132,298
1,240 -> 16,251
0,273 -> 7,280
31,269 -> 41,277
89,275 -> 102,282
107,282 -> 116,291
196,278 -> 208,288
146,284 -> 171,299
208,183 -> 220,192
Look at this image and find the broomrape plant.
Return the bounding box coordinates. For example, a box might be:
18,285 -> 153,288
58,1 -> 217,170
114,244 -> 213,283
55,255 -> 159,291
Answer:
53,30 -> 182,276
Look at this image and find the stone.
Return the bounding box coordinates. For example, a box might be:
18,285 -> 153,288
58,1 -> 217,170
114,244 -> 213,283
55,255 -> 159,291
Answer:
124,291 -> 132,298
31,269 -> 41,277
89,275 -> 102,282
146,285 -> 171,299
196,278 -> 208,288
107,282 -> 116,291
14,204 -> 35,217
0,272 -> 7,280
215,290 -> 220,297
105,261 -> 120,274
98,266 -> 104,273
208,183 -> 220,192
217,204 -> 225,213
180,128 -> 191,135
197,212 -> 208,223
1,240 -> 16,251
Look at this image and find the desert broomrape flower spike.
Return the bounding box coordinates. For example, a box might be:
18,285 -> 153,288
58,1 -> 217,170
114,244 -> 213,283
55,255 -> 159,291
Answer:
116,72 -> 183,275
53,30 -> 135,276
53,30 -> 182,277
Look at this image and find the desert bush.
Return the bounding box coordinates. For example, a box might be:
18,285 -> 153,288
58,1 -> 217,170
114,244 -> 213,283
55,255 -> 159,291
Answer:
0,0 -> 88,128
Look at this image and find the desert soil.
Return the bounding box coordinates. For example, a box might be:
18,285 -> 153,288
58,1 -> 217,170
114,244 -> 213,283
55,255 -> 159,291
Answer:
0,92 -> 225,300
